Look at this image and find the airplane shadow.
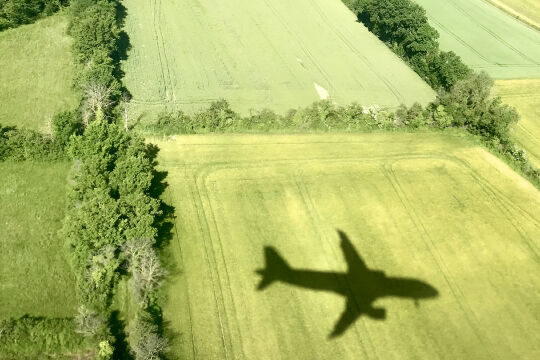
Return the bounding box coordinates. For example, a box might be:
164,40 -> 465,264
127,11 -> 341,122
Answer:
255,230 -> 439,338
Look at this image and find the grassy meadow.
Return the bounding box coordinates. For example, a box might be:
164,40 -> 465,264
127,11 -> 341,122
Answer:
0,14 -> 78,131
155,133 -> 540,359
495,79 -> 540,166
413,0 -> 540,79
121,0 -> 435,119
0,162 -> 77,320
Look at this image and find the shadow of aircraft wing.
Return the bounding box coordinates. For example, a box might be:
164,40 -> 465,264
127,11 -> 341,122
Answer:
338,230 -> 368,273
329,299 -> 360,338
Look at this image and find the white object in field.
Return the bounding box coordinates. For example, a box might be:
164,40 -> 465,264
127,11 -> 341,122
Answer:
314,82 -> 329,100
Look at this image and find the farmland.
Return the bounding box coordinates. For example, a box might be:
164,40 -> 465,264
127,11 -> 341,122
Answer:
0,162 -> 77,320
121,0 -> 434,118
486,0 -> 540,29
156,133 -> 540,359
495,79 -> 540,166
0,14 -> 78,131
413,0 -> 540,79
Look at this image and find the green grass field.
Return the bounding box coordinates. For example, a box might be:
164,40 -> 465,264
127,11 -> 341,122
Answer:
0,14 -> 78,131
486,0 -> 540,29
155,133 -> 540,359
0,162 -> 77,320
495,79 -> 540,166
413,0 -> 540,79
122,0 -> 435,118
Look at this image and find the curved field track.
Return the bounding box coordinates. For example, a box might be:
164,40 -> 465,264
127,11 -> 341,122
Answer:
413,0 -> 540,79
155,133 -> 540,360
494,79 -> 540,166
121,0 -> 434,118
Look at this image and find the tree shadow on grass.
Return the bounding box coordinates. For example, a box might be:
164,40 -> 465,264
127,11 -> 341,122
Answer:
109,310 -> 132,360
146,143 -> 180,358
114,1 -> 131,95
256,230 -> 439,338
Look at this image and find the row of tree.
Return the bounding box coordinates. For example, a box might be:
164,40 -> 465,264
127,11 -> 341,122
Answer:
338,0 -> 538,184
62,1 -> 168,359
344,0 -> 471,91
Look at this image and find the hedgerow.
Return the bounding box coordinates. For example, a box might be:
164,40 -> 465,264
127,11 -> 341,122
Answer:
0,0 -> 68,31
0,315 -> 92,359
0,111 -> 81,161
339,0 -> 539,186
56,0 -> 169,358
344,0 -> 471,91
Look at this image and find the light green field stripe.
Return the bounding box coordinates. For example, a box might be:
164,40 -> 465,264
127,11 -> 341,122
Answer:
122,0 -> 435,119
413,0 -> 540,79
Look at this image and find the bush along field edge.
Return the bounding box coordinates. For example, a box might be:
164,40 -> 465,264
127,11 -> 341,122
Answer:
0,0 -> 169,359
0,0 -> 69,31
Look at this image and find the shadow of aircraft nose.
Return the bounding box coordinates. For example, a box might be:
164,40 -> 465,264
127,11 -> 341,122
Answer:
386,278 -> 439,299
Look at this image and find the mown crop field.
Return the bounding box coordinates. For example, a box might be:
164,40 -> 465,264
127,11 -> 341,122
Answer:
413,0 -> 540,79
121,0 -> 434,118
495,79 -> 540,166
0,14 -> 78,131
155,133 -> 540,359
0,162 -> 77,320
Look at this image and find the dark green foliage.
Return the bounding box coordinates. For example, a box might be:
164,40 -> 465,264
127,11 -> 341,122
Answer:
63,119 -> 164,357
0,316 -> 91,359
145,100 -> 382,134
0,0 -> 68,31
0,123 -> 63,161
68,0 -> 119,63
346,0 -> 470,91
67,0 -> 124,116
193,99 -> 239,130
437,72 -> 518,142
427,51 -> 472,91
64,121 -> 160,310
53,110 -> 83,148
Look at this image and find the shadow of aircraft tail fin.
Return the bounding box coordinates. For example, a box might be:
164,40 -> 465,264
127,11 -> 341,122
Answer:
256,246 -> 290,290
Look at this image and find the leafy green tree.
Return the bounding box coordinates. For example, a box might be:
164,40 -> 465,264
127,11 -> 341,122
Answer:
68,0 -> 120,63
52,111 -> 82,148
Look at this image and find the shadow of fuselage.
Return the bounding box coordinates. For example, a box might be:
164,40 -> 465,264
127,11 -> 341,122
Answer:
256,230 -> 438,338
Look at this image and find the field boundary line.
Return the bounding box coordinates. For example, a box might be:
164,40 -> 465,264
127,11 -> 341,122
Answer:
200,172 -> 249,359
195,164 -> 251,359
168,187 -> 197,359
446,0 -> 539,65
481,0 -> 540,31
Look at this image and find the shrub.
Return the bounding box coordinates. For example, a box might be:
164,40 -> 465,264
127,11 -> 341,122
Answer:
0,0 -> 68,31
0,315 -> 90,359
128,314 -> 168,360
0,123 -> 63,161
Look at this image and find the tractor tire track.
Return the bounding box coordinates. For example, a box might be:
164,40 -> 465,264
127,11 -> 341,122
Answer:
446,0 -> 540,65
310,0 -> 404,104
382,163 -> 500,360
